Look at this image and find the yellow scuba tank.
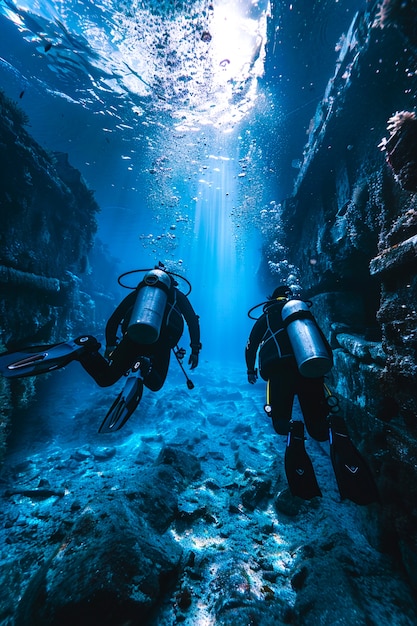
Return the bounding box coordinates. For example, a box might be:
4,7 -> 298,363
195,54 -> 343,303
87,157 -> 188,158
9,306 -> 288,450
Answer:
127,269 -> 172,344
281,299 -> 333,378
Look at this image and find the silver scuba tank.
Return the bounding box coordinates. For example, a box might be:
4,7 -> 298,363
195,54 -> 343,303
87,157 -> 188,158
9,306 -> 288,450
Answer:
127,269 -> 172,344
281,299 -> 333,378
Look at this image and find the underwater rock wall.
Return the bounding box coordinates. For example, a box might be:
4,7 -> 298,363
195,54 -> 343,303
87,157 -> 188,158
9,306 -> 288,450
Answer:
267,1 -> 417,587
0,90 -> 100,461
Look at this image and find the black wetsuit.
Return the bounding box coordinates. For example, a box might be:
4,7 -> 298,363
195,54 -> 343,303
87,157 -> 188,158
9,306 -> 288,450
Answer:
245,300 -> 330,441
80,286 -> 200,390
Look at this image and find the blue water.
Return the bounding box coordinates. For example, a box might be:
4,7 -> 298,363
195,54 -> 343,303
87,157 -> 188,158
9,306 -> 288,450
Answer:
0,0 -> 363,364
5,3 -> 413,624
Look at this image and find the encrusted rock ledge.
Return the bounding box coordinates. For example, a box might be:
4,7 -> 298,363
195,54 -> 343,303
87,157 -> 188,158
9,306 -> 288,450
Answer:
369,234 -> 417,276
0,265 -> 60,296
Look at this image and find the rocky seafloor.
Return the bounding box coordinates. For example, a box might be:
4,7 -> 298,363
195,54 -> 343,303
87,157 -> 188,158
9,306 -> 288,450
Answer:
0,359 -> 416,625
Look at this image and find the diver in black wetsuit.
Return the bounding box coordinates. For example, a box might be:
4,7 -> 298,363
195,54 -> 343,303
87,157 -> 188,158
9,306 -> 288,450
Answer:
245,286 -> 379,505
0,266 -> 201,433
80,275 -> 200,390
245,286 -> 331,441
78,266 -> 201,432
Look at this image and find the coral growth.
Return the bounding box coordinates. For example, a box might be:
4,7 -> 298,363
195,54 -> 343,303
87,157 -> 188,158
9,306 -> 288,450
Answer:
258,201 -> 301,292
379,111 -> 417,192
373,0 -> 417,43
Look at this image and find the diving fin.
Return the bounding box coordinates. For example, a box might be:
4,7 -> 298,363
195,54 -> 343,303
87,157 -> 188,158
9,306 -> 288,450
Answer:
0,336 -> 100,378
284,420 -> 322,499
99,363 -> 143,433
329,414 -> 379,505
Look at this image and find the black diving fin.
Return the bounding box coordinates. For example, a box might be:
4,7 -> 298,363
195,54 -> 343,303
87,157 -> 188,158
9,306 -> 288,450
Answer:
99,363 -> 144,433
329,414 -> 379,505
0,336 -> 99,379
285,420 -> 322,499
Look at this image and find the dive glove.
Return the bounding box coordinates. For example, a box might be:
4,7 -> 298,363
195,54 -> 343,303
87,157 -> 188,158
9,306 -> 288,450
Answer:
247,369 -> 258,384
189,353 -> 199,369
189,342 -> 202,369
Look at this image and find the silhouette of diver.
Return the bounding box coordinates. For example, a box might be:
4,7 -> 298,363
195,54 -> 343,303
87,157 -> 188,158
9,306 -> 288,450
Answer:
0,265 -> 201,433
246,286 -> 378,505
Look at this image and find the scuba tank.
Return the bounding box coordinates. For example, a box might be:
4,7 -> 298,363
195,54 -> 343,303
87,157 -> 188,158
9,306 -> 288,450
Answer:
281,299 -> 333,378
127,269 -> 172,344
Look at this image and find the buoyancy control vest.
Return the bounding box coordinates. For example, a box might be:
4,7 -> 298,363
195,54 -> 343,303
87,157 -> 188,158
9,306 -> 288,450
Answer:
281,299 -> 333,378
163,287 -> 184,348
127,269 -> 172,344
257,302 -> 293,379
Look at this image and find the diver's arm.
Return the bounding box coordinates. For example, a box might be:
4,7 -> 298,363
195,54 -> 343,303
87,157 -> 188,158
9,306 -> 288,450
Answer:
105,291 -> 137,346
245,317 -> 266,380
176,290 -> 201,367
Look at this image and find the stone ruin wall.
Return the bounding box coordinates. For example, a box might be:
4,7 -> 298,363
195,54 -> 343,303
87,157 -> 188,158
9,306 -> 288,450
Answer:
270,3 -> 417,587
0,91 -> 101,463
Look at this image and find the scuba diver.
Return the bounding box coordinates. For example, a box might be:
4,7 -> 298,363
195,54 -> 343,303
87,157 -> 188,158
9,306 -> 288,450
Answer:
0,264 -> 201,433
245,286 -> 378,505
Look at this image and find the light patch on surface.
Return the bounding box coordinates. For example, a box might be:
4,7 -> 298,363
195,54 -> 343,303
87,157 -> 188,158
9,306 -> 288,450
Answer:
168,0 -> 269,130
170,528 -> 225,550
0,0 -> 269,131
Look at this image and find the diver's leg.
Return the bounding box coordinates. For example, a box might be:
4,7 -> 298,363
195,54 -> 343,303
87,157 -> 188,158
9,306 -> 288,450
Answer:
142,346 -> 170,391
0,335 -> 101,378
285,420 -> 322,499
297,376 -> 329,441
329,414 -> 379,505
99,361 -> 144,433
78,336 -> 139,387
78,351 -> 118,387
265,365 -> 296,435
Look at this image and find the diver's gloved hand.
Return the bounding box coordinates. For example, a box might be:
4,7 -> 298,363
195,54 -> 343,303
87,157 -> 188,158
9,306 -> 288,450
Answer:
105,345 -> 117,360
189,342 -> 201,370
247,369 -> 258,384
188,351 -> 199,370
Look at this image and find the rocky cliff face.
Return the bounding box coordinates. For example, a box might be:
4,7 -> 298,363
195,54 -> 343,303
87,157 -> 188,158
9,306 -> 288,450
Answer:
0,90 -> 100,462
263,1 -> 417,588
